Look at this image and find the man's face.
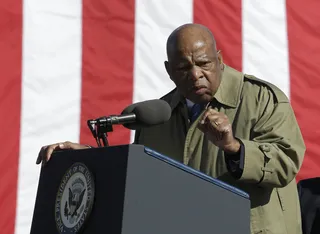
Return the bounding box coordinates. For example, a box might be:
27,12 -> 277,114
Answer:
165,39 -> 222,104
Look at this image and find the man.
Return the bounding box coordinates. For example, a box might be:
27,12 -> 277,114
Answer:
38,24 -> 306,234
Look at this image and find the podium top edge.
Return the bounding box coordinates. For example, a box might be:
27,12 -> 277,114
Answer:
143,147 -> 249,199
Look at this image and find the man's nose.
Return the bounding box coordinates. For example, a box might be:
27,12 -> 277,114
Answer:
189,66 -> 204,81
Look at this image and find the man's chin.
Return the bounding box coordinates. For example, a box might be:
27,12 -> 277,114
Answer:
188,94 -> 213,104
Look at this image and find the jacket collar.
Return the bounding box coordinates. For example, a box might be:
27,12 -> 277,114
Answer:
168,64 -> 244,110
213,64 -> 244,108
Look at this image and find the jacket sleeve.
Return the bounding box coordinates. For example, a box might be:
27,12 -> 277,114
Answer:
236,89 -> 306,188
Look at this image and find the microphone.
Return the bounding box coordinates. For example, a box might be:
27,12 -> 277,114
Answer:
96,113 -> 136,126
87,99 -> 172,141
98,99 -> 172,128
121,99 -> 172,130
87,99 -> 171,147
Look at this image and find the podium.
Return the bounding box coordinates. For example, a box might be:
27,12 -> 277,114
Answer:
30,144 -> 250,234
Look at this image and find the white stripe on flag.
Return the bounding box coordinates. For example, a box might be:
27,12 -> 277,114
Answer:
242,0 -> 290,97
131,0 -> 193,142
16,1 -> 83,233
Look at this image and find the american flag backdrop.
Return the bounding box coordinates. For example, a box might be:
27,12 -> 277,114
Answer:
1,0 -> 319,233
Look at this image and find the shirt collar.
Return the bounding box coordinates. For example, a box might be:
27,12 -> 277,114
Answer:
185,98 -> 194,109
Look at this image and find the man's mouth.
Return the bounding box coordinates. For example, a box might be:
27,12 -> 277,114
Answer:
193,85 -> 207,90
193,85 -> 208,95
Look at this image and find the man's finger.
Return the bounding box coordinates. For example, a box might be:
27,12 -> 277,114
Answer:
208,122 -> 223,140
44,144 -> 61,166
198,117 -> 223,141
198,121 -> 208,133
198,110 -> 221,132
61,141 -> 88,150
36,145 -> 47,164
200,108 -> 219,124
205,114 -> 221,128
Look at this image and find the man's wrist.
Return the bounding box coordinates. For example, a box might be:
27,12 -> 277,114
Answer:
223,139 -> 241,154
224,138 -> 245,179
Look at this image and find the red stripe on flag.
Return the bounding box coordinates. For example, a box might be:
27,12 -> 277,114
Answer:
193,0 -> 242,71
0,0 -> 22,232
80,0 -> 135,146
287,0 -> 320,182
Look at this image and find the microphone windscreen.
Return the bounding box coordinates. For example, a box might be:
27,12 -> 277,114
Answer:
121,99 -> 171,130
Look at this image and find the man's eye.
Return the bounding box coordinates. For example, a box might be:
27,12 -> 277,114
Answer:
198,61 -> 210,66
177,65 -> 190,71
198,62 -> 212,69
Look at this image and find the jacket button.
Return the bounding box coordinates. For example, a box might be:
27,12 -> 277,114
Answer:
259,144 -> 271,152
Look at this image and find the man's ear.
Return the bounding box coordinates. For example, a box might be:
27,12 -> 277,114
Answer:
217,50 -> 224,70
164,61 -> 173,81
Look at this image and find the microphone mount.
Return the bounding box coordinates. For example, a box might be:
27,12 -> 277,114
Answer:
87,116 -> 115,147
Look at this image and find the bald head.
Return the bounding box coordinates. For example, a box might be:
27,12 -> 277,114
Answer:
164,23 -> 223,104
166,23 -> 217,61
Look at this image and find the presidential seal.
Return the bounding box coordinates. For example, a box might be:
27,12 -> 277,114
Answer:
55,162 -> 95,233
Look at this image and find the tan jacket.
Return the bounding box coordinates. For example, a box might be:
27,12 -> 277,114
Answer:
134,65 -> 306,234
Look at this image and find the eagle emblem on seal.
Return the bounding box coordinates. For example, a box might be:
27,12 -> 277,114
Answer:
63,177 -> 86,224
